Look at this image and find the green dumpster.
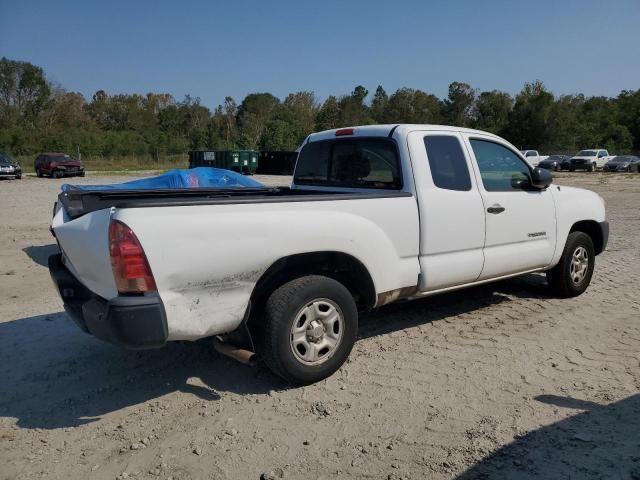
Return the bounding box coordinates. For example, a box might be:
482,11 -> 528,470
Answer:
188,150 -> 218,168
239,151 -> 259,174
189,150 -> 258,173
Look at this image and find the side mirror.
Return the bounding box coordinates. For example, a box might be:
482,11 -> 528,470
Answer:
530,167 -> 553,189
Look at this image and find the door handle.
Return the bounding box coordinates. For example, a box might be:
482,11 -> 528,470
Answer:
487,204 -> 505,214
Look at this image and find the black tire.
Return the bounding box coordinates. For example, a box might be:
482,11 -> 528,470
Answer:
587,163 -> 594,172
547,231 -> 595,298
78,171 -> 85,177
260,275 -> 358,385
569,167 -> 575,172
36,168 -> 42,178
15,174 -> 21,179
52,170 -> 61,179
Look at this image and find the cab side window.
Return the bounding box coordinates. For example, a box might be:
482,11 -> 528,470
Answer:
470,139 -> 531,192
423,135 -> 471,191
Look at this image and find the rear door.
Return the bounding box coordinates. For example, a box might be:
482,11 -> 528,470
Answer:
464,134 -> 557,279
408,131 -> 486,291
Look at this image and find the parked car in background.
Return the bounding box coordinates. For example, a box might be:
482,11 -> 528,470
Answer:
520,150 -> 543,167
0,153 -> 22,179
538,154 -> 572,171
603,155 -> 640,172
34,153 -> 85,178
569,149 -> 610,172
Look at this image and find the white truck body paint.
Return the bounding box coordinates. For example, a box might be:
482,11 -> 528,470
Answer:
51,124 -> 607,343
51,205 -> 118,299
114,197 -> 420,340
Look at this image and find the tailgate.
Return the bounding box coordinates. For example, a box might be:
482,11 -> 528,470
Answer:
51,203 -> 118,300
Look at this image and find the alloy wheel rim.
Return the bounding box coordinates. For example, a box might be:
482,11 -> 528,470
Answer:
570,246 -> 589,284
290,298 -> 344,365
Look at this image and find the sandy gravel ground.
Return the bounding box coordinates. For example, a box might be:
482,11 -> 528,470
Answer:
1,172 -> 639,480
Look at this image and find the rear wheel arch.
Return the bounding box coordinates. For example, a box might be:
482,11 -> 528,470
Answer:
250,251 -> 377,313
569,220 -> 604,255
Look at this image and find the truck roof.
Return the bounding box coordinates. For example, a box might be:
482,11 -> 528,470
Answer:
306,124 -> 504,143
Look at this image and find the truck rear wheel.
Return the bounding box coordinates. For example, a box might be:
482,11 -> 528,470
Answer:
547,231 -> 595,297
261,275 -> 358,385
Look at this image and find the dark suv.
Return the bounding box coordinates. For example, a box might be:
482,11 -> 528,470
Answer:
34,153 -> 85,178
0,153 -> 22,179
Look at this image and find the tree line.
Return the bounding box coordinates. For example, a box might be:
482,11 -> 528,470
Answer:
1,57 -> 639,160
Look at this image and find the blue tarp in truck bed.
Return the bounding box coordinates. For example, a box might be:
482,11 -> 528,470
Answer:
61,167 -> 264,192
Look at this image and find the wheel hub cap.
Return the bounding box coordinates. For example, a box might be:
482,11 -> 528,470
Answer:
290,299 -> 344,365
307,320 -> 325,342
570,246 -> 589,284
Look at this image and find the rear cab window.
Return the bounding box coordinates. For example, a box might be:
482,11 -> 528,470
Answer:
423,135 -> 471,191
294,138 -> 402,189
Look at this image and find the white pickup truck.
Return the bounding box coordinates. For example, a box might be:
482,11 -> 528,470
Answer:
49,125 -> 609,385
519,150 -> 544,167
569,149 -> 611,171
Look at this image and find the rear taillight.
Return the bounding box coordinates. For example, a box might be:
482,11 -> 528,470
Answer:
109,220 -> 157,294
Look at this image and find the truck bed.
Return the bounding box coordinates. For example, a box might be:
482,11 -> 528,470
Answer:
59,186 -> 411,219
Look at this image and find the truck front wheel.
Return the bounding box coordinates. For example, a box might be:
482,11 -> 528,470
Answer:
261,275 -> 358,385
547,231 -> 595,297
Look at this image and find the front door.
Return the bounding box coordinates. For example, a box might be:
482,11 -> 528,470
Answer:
464,135 -> 557,280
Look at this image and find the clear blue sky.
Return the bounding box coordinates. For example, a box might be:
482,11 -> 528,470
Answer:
1,0 -> 638,108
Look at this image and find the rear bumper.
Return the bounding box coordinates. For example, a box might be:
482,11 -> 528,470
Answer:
48,254 -> 168,349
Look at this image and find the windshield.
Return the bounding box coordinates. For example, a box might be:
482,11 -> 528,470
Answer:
576,150 -> 597,156
611,156 -> 629,162
546,155 -> 565,160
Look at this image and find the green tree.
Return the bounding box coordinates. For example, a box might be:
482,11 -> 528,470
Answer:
383,88 -> 442,124
616,89 -> 640,150
473,90 -> 512,135
0,57 -> 51,126
371,85 -> 388,123
316,96 -> 341,130
237,93 -> 280,148
443,81 -> 475,127
260,119 -> 302,150
338,85 -> 373,126
506,80 -> 554,150
546,94 -> 585,153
